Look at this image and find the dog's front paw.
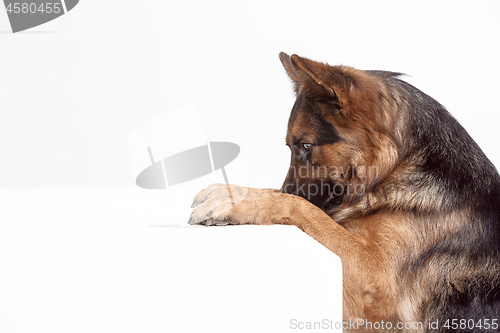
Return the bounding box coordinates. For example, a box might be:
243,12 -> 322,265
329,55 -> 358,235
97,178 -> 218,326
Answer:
188,197 -> 240,226
191,183 -> 248,208
188,184 -> 287,226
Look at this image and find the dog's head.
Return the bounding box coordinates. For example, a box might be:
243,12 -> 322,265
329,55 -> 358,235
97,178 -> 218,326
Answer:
279,53 -> 404,215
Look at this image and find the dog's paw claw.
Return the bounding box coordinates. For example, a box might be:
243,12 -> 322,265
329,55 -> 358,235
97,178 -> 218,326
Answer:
187,215 -> 198,225
188,216 -> 237,227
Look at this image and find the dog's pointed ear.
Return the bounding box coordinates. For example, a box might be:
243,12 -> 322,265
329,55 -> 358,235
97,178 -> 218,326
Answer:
289,54 -> 336,96
279,52 -> 350,107
279,52 -> 303,85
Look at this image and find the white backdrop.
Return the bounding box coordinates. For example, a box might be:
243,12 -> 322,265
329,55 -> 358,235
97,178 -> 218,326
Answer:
0,0 -> 499,193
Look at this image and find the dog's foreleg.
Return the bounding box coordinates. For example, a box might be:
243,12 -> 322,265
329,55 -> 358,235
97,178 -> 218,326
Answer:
189,184 -> 396,320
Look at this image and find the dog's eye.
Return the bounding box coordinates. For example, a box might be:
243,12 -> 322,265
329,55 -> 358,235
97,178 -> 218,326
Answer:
302,143 -> 312,151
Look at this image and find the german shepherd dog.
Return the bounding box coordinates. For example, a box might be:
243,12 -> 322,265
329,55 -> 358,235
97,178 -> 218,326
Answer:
189,53 -> 500,331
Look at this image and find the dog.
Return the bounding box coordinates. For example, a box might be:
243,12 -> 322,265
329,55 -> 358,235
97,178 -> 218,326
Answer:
189,53 -> 500,331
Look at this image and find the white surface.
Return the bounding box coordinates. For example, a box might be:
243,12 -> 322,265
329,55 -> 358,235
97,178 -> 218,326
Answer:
0,187 -> 342,333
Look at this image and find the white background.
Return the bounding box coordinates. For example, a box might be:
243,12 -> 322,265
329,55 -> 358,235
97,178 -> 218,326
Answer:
0,0 -> 499,193
0,188 -> 342,333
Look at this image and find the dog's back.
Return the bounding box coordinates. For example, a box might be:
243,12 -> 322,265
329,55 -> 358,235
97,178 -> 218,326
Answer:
363,71 -> 500,326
